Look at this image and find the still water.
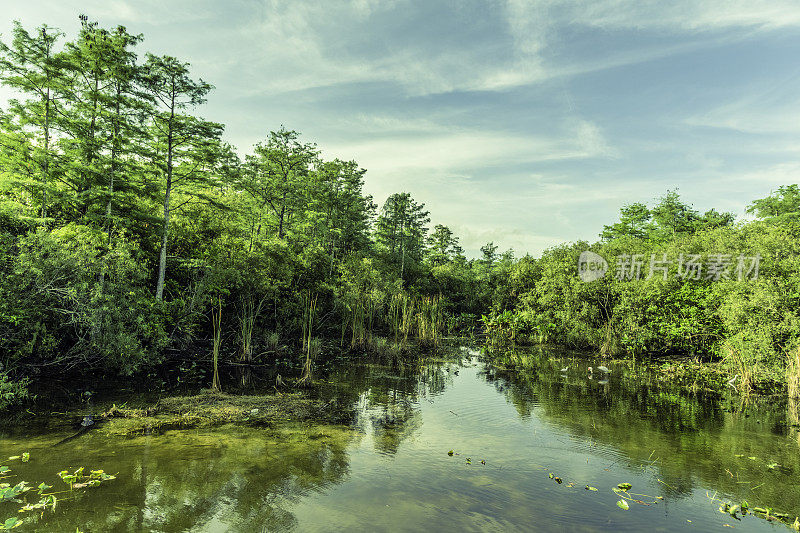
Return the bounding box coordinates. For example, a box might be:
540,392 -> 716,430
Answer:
2,347 -> 799,532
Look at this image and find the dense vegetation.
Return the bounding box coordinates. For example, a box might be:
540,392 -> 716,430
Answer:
1,17 -> 799,408
0,18 -> 500,408
483,187 -> 800,393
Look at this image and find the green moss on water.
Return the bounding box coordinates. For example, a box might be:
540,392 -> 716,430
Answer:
97,390 -> 346,437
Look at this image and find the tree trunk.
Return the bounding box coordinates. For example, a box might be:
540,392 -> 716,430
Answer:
155,93 -> 175,301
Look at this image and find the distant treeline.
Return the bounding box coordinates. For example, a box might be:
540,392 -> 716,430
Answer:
482,186 -> 800,393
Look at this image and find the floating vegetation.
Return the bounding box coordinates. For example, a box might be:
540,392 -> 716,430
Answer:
711,493 -> 800,529
96,390 -> 348,437
0,453 -> 116,531
617,499 -> 630,510
0,517 -> 22,530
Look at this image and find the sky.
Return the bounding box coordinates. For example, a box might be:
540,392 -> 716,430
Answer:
2,0 -> 799,257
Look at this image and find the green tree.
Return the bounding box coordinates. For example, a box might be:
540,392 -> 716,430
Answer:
240,128 -> 319,242
650,190 -> 700,239
376,192 -> 430,282
0,21 -> 65,219
601,202 -> 651,240
747,184 -> 800,220
142,53 -> 222,300
427,224 -> 462,265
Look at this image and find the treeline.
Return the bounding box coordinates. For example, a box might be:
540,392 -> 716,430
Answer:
482,187 -> 800,393
0,17 -> 509,407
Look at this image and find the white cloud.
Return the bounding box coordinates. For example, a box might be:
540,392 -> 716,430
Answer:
567,0 -> 800,31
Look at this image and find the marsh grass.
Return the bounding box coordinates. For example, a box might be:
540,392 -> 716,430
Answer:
238,295 -> 268,363
298,293 -> 318,386
417,295 -> 444,346
210,296 -> 223,392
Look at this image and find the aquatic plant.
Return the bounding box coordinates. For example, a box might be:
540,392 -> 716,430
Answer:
1,453 -> 116,530
298,293 -> 318,385
417,295 -> 444,346
210,295 -> 223,392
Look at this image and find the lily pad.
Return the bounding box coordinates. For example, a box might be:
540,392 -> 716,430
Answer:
617,500 -> 630,510
617,483 -> 632,490
0,517 -> 22,530
585,485 -> 598,491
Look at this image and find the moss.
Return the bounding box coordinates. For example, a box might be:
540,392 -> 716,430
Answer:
97,390 -> 347,437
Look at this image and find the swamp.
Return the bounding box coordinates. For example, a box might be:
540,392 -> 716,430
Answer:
3,346 -> 800,531
3,4 -> 800,532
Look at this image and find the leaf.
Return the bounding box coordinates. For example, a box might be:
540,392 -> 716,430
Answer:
548,473 -> 554,479
20,454 -> 28,463
617,500 -> 630,510
585,485 -> 598,491
5,457 -> 18,462
0,517 -> 22,530
37,482 -> 51,495
447,450 -> 454,456
554,477 -> 562,484
617,483 -> 632,490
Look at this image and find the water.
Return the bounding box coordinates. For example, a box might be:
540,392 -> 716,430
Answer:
2,347 -> 799,532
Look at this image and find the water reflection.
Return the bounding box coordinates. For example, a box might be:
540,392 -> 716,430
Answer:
2,347 -> 798,531
482,350 -> 800,515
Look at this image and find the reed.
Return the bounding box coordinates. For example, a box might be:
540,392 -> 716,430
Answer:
210,296 -> 223,392
267,331 -> 279,352
721,339 -> 754,396
417,295 -> 444,346
238,295 -> 267,362
298,292 -> 318,385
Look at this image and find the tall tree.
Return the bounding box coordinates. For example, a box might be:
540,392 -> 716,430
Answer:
376,192 -> 430,281
650,190 -> 700,238
143,53 -> 222,300
240,128 -> 319,242
427,224 -> 462,265
0,21 -> 65,219
747,184 -> 800,220
600,202 -> 651,241
58,16 -> 152,232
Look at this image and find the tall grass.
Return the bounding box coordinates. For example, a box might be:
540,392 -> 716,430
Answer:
238,295 -> 267,362
417,295 -> 444,346
210,296 -> 223,392
298,292 -> 318,385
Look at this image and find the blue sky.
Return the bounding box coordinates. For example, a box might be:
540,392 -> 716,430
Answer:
2,0 -> 799,256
